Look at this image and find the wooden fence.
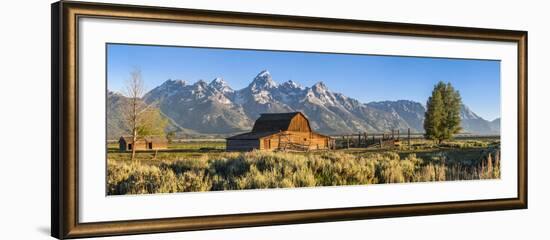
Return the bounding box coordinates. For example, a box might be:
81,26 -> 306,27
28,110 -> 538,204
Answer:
331,128 -> 421,149
330,129 -> 500,149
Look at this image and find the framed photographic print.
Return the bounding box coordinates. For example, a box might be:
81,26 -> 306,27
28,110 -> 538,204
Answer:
51,1 -> 527,239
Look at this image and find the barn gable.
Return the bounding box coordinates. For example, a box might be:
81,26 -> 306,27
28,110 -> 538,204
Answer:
251,112 -> 311,132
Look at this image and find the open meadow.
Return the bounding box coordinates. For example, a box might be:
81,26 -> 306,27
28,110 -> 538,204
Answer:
107,138 -> 500,195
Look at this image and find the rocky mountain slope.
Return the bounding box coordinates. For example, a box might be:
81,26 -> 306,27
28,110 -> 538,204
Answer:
107,70 -> 500,138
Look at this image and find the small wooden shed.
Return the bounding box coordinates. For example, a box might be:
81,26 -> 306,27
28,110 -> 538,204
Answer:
226,112 -> 332,151
118,136 -> 168,152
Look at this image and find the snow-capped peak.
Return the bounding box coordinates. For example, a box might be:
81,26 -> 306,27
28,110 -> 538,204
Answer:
193,80 -> 209,91
302,81 -> 340,106
257,69 -> 271,78
157,79 -> 187,92
163,79 -> 187,86
281,80 -> 303,89
249,70 -> 277,91
209,77 -> 233,93
312,81 -> 328,92
211,77 -> 225,84
194,79 -> 208,86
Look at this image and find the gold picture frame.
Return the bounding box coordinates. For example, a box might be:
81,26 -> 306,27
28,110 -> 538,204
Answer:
51,1 -> 527,239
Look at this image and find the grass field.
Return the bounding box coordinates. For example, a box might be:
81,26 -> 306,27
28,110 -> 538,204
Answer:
107,139 -> 500,195
107,138 -> 500,195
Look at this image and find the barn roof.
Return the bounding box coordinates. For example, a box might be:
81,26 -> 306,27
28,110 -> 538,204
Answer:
251,112 -> 308,132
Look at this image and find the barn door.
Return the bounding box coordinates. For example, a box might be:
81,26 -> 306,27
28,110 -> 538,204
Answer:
263,139 -> 270,149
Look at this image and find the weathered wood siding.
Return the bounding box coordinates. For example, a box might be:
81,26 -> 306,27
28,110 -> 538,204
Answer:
259,131 -> 330,151
259,134 -> 281,150
150,141 -> 168,150
129,141 -> 149,151
310,132 -> 331,150
226,139 -> 260,151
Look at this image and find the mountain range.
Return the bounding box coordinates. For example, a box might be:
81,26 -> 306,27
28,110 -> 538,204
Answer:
107,70 -> 500,139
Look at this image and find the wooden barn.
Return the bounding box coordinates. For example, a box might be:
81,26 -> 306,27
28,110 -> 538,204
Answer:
118,136 -> 168,152
226,112 -> 333,151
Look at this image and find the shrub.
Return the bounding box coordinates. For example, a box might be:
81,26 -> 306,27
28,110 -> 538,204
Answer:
107,148 -> 500,194
107,162 -> 179,194
177,170 -> 212,192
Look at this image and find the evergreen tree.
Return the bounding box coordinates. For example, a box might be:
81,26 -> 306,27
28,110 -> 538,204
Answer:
424,81 -> 462,143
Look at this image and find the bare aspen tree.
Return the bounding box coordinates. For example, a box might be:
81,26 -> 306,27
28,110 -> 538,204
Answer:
123,68 -> 146,162
122,68 -> 167,162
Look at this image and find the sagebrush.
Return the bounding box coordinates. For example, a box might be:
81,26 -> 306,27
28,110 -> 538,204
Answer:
107,149 -> 500,195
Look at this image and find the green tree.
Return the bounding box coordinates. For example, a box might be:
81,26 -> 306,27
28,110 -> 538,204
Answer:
166,131 -> 176,144
424,87 -> 444,142
424,81 -> 462,143
136,108 -> 168,137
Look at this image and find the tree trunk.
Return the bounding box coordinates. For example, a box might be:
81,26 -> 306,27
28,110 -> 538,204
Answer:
131,129 -> 137,162
131,96 -> 138,162
124,68 -> 145,163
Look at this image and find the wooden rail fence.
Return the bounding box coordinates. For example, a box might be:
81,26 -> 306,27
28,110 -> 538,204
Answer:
331,128 -> 424,149
330,128 -> 500,149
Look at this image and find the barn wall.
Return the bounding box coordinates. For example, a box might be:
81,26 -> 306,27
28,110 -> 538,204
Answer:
119,138 -> 168,151
309,135 -> 330,150
226,139 -> 260,151
133,141 -> 148,151
261,134 -> 282,150
261,131 -> 330,151
151,141 -> 168,150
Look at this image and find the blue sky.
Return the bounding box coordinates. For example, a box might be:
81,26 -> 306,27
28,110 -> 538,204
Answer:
107,43 -> 501,121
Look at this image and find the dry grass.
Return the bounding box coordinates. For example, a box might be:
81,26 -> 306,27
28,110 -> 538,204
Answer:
107,147 -> 500,195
